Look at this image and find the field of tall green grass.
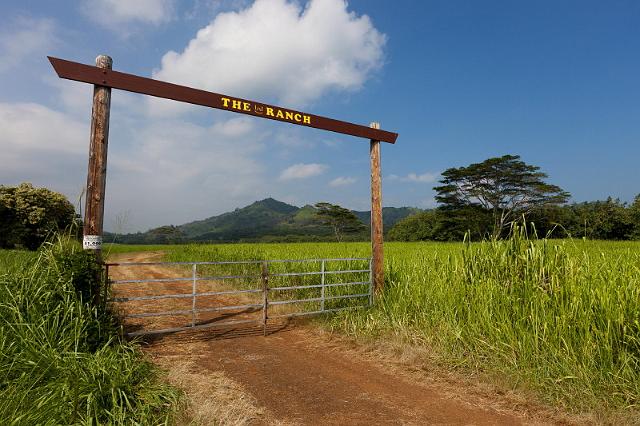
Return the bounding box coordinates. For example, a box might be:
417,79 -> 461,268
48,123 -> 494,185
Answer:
159,232 -> 640,415
0,240 -> 180,424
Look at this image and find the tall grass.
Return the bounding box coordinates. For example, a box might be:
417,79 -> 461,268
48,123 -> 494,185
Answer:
0,238 -> 180,424
337,228 -> 640,411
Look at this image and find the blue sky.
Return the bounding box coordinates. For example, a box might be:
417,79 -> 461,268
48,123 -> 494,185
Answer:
1,0 -> 638,232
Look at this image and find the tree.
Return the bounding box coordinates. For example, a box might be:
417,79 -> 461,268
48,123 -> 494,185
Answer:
629,194 -> 640,240
388,210 -> 439,241
564,198 -> 634,240
314,202 -> 366,242
433,155 -> 570,238
0,183 -> 78,250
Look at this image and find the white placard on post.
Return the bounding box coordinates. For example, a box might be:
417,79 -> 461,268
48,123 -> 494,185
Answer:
83,235 -> 103,250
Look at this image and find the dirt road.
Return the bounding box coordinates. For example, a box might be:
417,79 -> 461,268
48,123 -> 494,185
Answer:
108,252 -> 568,425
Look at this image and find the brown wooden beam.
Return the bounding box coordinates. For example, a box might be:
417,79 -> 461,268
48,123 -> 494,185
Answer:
48,56 -> 398,144
369,122 -> 384,295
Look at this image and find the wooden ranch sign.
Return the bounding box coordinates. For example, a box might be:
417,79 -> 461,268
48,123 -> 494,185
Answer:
49,55 -> 398,295
48,57 -> 397,144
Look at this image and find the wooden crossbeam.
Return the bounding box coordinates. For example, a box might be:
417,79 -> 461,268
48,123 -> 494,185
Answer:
48,56 -> 398,144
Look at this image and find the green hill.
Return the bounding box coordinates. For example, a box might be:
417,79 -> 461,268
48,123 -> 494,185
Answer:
109,199 -> 422,244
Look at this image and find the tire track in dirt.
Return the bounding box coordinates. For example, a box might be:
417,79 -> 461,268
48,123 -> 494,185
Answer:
108,251 -> 569,425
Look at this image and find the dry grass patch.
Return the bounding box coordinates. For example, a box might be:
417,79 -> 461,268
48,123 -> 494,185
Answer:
151,350 -> 264,425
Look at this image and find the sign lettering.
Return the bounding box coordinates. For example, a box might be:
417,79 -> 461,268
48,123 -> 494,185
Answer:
83,235 -> 103,250
220,96 -> 312,125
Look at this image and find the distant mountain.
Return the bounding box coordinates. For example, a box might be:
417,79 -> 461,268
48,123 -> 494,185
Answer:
109,198 -> 422,244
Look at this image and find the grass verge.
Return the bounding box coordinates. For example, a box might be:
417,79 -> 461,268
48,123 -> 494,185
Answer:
0,238 -> 181,425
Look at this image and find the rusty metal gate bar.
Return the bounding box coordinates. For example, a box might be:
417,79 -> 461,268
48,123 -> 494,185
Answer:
106,257 -> 372,337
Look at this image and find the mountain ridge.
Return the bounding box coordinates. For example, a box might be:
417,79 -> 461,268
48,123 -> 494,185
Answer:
108,198 -> 422,244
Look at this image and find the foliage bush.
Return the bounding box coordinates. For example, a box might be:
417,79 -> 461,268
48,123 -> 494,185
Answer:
389,195 -> 640,242
387,210 -> 439,241
0,183 -> 79,250
53,248 -> 104,306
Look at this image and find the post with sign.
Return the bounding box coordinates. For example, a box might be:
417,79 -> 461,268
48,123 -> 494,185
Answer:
83,55 -> 112,305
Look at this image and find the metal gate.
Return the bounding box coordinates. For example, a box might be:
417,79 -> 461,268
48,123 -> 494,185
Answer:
106,257 -> 372,336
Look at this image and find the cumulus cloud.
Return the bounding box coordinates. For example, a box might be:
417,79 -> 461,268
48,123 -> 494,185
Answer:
154,0 -> 386,107
0,98 -> 272,230
0,17 -> 57,72
329,176 -> 356,187
81,0 -> 175,30
100,113 -> 271,229
0,102 -> 86,159
388,172 -> 437,183
404,172 -> 437,183
0,102 -> 88,203
279,163 -> 327,180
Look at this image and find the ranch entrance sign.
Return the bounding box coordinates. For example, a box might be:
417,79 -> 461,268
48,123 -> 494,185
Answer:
49,55 -> 398,295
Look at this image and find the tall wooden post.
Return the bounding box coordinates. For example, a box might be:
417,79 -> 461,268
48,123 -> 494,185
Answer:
369,122 -> 384,295
83,55 -> 112,303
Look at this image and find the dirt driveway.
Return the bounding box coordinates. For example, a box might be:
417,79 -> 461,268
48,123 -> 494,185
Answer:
108,252 -> 571,425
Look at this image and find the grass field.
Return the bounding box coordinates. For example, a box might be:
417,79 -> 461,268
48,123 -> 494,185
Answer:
6,233 -> 638,420
119,232 -> 639,416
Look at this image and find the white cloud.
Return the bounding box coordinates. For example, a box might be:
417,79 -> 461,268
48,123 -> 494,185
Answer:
0,102 -> 88,205
388,172 -> 438,183
0,98 -> 272,230
154,0 -> 386,107
81,0 -> 175,30
104,116 -> 269,229
405,172 -> 437,183
420,198 -> 437,208
329,176 -> 356,187
0,17 -> 57,72
279,163 -> 327,180
0,102 -> 86,159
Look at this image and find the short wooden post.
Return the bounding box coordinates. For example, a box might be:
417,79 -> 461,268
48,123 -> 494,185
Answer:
191,264 -> 197,327
261,262 -> 269,336
368,258 -> 373,306
103,263 -> 110,310
83,55 -> 112,305
320,260 -> 326,312
369,122 -> 384,295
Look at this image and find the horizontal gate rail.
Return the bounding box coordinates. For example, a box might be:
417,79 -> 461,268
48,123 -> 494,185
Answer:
127,318 -> 261,337
107,257 -> 372,336
269,293 -> 370,306
125,303 -> 265,319
107,257 -> 370,267
269,305 -> 362,320
269,269 -> 369,278
268,281 -> 369,292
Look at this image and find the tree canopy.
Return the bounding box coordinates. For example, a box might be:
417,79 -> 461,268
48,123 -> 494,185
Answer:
314,202 -> 366,242
387,210 -> 440,241
433,155 -> 570,238
0,183 -> 79,250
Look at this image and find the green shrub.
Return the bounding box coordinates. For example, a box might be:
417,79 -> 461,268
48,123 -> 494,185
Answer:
53,247 -> 103,303
0,183 -> 79,250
